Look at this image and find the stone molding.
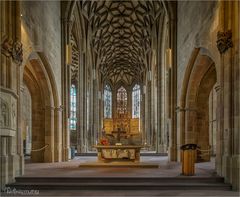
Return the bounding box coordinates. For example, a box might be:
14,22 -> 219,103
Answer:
44,105 -> 63,112
175,106 -> 197,113
55,105 -> 64,112
216,30 -> 233,54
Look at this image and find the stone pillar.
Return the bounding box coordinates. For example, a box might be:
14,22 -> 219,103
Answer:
92,77 -> 99,149
98,78 -> 104,141
141,85 -> 146,144
61,17 -> 71,161
216,1 -> 240,190
231,2 -> 240,190
54,106 -> 63,162
0,1 -> 23,189
78,51 -> 84,152
151,70 -> 157,151
169,14 -> 178,161
144,79 -> 152,148
77,53 -> 83,152
156,55 -> 162,153
215,85 -> 223,175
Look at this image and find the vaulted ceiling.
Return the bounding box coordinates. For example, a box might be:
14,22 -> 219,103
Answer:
80,0 -> 164,86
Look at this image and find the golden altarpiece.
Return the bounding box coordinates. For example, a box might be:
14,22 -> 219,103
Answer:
95,85 -> 143,162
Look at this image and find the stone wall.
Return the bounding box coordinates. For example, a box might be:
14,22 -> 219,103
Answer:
177,1 -> 219,101
20,1 -> 61,96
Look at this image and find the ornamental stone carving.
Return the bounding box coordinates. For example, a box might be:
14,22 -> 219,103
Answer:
1,37 -> 13,57
12,40 -> 23,64
216,30 -> 233,54
0,92 -> 17,131
1,37 -> 23,64
0,98 -> 10,128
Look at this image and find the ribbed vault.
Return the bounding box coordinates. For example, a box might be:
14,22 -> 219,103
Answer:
80,0 -> 164,85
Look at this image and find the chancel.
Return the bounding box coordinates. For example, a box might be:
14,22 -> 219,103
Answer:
0,0 -> 240,196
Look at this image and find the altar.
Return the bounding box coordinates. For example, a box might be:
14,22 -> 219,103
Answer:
94,145 -> 143,162
79,144 -> 158,167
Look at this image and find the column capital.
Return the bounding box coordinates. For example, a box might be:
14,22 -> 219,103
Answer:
44,105 -> 64,112
55,105 -> 64,112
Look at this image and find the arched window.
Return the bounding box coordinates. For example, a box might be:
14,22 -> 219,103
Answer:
104,84 -> 112,118
117,86 -> 127,115
70,84 -> 77,130
132,84 -> 140,118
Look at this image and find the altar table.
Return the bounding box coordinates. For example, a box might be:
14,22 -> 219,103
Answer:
94,145 -> 143,162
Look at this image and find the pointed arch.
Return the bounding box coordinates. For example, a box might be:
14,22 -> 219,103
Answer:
22,52 -> 61,162
180,49 -> 217,162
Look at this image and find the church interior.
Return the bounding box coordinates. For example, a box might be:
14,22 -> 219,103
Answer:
0,0 -> 240,196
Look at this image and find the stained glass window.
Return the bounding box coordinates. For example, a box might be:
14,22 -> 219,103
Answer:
104,84 -> 112,118
132,84 -> 140,118
70,84 -> 77,130
117,86 -> 127,115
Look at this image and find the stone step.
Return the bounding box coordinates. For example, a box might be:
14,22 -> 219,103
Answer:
7,182 -> 232,191
6,176 -> 231,191
14,176 -> 225,184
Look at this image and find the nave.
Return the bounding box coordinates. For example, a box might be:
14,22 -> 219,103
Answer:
0,0 -> 240,196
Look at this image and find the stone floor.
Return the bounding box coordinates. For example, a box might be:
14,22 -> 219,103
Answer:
23,156 -> 216,177
11,156 -> 238,197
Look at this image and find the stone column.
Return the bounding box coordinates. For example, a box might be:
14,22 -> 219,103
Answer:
88,73 -> 93,150
145,79 -> 152,149
169,14 -> 178,161
54,106 -> 63,162
83,53 -> 88,152
92,75 -> 99,149
231,1 -> 240,191
141,85 -> 146,144
156,55 -> 162,153
0,1 -> 23,189
61,17 -> 71,161
215,85 -> 223,175
78,51 -> 86,152
216,1 -> 240,190
76,83 -> 82,153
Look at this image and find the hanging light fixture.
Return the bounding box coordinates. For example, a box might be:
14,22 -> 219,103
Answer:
66,44 -> 72,65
